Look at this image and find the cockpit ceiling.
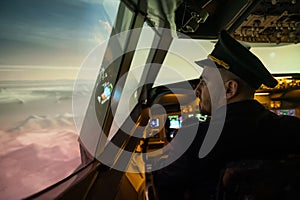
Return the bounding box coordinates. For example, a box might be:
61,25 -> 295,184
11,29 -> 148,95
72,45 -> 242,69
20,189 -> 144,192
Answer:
174,0 -> 300,44
233,0 -> 300,44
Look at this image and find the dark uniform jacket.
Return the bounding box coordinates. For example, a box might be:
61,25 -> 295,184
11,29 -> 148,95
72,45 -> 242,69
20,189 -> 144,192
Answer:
153,100 -> 300,199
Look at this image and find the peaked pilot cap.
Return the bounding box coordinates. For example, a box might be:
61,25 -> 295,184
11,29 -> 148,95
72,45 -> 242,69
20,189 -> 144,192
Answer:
195,30 -> 278,89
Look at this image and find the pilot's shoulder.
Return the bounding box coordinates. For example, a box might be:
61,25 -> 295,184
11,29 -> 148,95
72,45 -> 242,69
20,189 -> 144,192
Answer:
277,115 -> 300,128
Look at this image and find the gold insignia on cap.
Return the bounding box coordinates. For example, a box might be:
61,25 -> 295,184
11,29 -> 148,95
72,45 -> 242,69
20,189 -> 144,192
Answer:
208,55 -> 230,70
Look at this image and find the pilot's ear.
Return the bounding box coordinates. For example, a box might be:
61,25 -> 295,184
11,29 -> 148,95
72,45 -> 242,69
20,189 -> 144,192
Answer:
224,80 -> 238,99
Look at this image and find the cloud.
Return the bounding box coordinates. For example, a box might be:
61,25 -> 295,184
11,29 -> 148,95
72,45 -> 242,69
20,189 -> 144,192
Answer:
98,19 -> 112,33
94,20 -> 111,43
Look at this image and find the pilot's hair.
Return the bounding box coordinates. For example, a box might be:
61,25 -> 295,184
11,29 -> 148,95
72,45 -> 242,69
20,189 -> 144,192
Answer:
219,68 -> 256,99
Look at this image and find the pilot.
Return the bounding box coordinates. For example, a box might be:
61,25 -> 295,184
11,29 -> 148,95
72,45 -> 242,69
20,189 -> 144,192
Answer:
152,30 -> 300,199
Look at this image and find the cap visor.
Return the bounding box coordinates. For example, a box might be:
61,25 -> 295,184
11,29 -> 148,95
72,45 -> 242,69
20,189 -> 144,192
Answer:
195,59 -> 216,68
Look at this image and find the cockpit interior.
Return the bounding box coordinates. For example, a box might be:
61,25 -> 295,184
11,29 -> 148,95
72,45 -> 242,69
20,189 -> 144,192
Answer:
10,0 -> 299,199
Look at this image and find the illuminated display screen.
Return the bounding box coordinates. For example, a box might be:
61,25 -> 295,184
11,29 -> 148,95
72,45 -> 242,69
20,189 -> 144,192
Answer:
187,113 -> 208,122
149,118 -> 159,128
276,109 -> 296,116
168,115 -> 182,129
194,113 -> 208,122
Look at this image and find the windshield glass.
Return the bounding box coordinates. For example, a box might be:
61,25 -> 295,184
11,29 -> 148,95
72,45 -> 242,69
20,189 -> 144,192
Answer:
154,39 -> 214,86
155,40 -> 300,87
251,43 -> 300,74
0,0 -> 119,199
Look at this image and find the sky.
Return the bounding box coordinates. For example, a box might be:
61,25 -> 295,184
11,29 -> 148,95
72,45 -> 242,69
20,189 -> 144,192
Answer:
0,0 -> 119,67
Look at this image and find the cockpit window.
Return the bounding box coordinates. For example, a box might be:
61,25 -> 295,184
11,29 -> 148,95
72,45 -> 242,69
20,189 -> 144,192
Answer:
251,44 -> 300,74
154,39 -> 214,87
0,0 -> 120,199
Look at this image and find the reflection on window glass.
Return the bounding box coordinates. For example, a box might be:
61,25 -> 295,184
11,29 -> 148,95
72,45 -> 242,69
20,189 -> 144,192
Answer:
0,0 -> 119,199
107,25 -> 156,140
108,49 -> 151,140
93,1 -> 135,139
